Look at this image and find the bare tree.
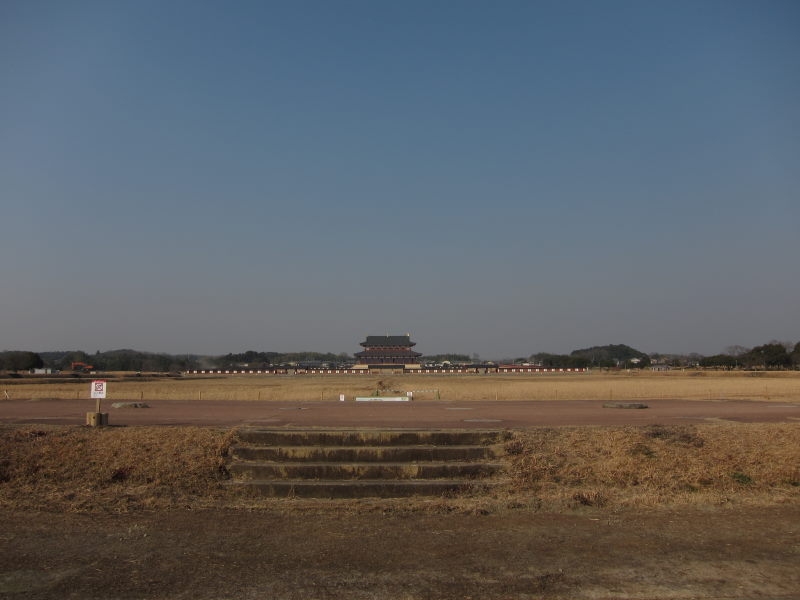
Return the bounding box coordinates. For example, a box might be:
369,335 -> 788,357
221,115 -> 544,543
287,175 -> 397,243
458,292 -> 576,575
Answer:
724,345 -> 750,357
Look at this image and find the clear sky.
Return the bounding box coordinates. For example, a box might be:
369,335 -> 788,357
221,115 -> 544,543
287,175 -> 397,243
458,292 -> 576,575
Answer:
1,0 -> 798,358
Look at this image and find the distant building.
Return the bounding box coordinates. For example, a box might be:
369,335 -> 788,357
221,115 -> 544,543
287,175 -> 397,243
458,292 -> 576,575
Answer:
354,335 -> 422,370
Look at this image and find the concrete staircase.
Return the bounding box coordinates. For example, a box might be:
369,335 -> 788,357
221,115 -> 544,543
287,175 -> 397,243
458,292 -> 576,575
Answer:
226,428 -> 506,498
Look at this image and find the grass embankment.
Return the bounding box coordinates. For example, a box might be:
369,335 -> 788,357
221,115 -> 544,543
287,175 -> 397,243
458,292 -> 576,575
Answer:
3,370 -> 800,402
506,423 -> 800,510
1,423 -> 798,514
0,426 -> 235,512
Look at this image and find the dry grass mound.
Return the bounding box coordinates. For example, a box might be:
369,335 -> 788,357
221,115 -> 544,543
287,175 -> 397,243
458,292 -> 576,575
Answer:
0,426 -> 235,512
2,423 -> 799,514
505,423 -> 800,510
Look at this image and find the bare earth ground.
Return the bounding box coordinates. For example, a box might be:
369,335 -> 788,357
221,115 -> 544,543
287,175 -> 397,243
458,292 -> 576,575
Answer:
3,397 -> 800,427
2,506 -> 799,599
3,375 -> 799,599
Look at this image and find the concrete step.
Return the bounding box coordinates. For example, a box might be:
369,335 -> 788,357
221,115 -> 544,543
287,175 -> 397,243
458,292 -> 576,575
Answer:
225,479 -> 496,498
237,429 -> 502,447
230,444 -> 499,462
229,461 -> 504,480
227,428 -> 507,498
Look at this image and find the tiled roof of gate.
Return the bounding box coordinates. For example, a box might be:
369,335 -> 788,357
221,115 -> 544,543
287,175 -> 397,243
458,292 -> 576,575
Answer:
355,348 -> 422,357
360,335 -> 416,347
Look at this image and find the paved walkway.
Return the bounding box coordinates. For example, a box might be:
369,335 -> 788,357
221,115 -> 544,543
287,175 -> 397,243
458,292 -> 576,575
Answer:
2,397 -> 799,428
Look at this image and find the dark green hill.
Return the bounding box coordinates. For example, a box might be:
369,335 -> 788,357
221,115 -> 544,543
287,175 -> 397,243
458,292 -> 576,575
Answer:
570,344 -> 650,368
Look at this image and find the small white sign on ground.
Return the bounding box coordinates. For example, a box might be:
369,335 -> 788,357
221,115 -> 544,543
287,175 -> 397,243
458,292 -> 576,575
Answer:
91,380 -> 107,399
355,397 -> 409,402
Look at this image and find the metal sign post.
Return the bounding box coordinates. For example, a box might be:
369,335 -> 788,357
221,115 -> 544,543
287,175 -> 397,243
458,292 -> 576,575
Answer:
91,380 -> 106,408
88,380 -> 109,426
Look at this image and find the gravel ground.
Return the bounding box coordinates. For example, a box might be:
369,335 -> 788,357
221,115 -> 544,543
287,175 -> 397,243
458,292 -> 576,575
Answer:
3,397 -> 800,428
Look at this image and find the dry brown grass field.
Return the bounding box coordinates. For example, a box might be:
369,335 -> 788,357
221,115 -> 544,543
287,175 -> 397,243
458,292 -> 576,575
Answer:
3,421 -> 798,599
505,423 -> 800,511
1,422 -> 797,513
3,370 -> 800,402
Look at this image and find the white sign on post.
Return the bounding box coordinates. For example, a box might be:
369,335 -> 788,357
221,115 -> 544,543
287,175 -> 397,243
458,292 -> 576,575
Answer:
339,394 -> 345,402
91,380 -> 107,399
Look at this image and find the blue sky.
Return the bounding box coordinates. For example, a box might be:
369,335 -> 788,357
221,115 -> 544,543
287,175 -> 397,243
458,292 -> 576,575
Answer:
1,0 -> 798,358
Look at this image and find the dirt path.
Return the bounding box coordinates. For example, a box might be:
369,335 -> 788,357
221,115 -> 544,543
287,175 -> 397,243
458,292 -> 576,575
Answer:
1,506 -> 798,599
2,397 -> 800,428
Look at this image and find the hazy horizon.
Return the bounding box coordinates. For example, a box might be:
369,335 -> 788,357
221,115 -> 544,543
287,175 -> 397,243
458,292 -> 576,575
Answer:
14,336 -> 799,363
2,1 -> 798,358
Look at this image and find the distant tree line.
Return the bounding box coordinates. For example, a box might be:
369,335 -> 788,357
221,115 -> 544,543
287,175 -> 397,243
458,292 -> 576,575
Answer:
212,351 -> 352,368
526,353 -> 591,368
420,354 -> 472,364
570,344 -> 651,368
0,351 -> 44,372
698,342 -> 800,370
37,350 -> 196,372
522,341 -> 800,371
2,349 -> 355,373
515,344 -> 651,369
3,340 -> 800,373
